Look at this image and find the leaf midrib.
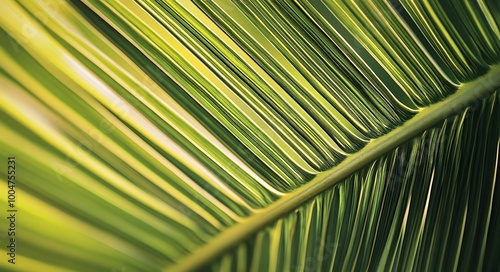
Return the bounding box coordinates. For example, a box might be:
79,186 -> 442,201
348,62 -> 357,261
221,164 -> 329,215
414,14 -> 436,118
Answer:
171,64 -> 500,272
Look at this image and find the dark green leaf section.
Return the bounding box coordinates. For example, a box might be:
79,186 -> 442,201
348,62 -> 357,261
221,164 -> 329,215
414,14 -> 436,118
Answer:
207,91 -> 500,271
402,0 -> 499,81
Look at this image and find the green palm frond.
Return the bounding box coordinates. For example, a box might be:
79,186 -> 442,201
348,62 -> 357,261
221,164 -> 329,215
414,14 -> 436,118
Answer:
0,0 -> 498,271
206,93 -> 500,271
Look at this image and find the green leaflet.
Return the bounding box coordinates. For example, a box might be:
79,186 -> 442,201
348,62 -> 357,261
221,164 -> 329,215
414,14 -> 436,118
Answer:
0,0 -> 498,271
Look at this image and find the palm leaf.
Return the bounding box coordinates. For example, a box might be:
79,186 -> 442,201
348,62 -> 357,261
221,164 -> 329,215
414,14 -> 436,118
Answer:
0,0 -> 498,271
